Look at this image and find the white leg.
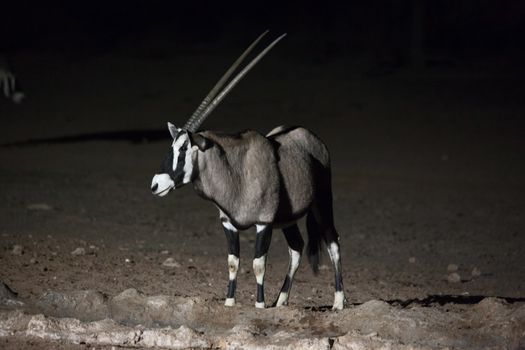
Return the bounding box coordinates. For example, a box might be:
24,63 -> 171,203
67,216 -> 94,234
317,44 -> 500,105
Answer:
276,248 -> 301,306
328,242 -> 345,310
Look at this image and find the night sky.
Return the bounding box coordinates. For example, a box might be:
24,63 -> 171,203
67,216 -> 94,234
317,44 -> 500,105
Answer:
3,1 -> 524,61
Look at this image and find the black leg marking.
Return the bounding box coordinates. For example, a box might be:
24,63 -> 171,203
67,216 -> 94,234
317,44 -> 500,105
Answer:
227,279 -> 237,298
281,275 -> 291,293
223,220 -> 240,256
254,225 -> 272,259
257,283 -> 264,303
275,224 -> 304,307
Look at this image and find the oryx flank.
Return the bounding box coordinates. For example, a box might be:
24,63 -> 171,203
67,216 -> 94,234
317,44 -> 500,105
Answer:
151,32 -> 345,310
0,55 -> 25,103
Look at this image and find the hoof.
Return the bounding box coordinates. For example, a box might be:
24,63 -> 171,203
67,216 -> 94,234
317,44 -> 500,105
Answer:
275,292 -> 289,307
255,301 -> 265,309
224,298 -> 235,307
332,291 -> 345,310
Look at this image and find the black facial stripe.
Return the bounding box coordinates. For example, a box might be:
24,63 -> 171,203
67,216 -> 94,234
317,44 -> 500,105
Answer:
160,148 -> 174,175
172,140 -> 188,184
159,139 -> 190,185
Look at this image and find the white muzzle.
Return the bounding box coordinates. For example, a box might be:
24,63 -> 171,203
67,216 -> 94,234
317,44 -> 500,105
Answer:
151,174 -> 174,197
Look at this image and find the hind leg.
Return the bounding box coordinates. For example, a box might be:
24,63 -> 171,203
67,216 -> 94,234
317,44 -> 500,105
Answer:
326,236 -> 345,310
274,224 -> 304,307
312,199 -> 346,310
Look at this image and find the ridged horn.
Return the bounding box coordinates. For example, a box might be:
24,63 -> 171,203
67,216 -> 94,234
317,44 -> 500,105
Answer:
185,32 -> 286,132
183,30 -> 269,131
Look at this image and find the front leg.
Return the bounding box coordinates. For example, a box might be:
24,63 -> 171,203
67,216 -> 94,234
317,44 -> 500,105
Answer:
222,219 -> 240,307
253,224 -> 273,308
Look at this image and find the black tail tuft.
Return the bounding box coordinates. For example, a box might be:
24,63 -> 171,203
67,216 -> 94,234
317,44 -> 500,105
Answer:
306,212 -> 322,275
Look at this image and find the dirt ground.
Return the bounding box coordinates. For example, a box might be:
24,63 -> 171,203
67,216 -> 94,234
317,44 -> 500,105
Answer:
0,40 -> 524,349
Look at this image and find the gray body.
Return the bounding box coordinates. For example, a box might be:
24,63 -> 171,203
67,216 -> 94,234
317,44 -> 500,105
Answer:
193,126 -> 329,229
151,32 -> 345,310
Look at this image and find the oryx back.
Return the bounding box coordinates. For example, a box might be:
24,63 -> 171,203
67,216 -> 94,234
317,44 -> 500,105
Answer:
267,126 -> 331,224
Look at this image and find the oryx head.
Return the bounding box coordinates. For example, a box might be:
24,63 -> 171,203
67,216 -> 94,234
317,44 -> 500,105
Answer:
151,123 -> 212,196
151,31 -> 286,197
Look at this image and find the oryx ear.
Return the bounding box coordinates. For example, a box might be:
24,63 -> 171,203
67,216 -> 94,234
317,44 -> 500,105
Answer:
167,122 -> 180,139
188,133 -> 213,151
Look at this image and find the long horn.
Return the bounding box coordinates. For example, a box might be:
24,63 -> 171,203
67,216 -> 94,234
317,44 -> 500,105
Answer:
182,30 -> 269,131
186,33 -> 287,133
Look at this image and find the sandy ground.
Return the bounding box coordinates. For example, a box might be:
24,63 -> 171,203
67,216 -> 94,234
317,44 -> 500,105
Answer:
0,41 -> 524,348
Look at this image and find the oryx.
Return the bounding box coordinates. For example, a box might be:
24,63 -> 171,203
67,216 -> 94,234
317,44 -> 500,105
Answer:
151,31 -> 345,310
0,55 -> 25,103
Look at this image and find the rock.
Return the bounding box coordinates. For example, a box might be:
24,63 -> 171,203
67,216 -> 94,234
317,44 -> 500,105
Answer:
473,297 -> 508,315
334,331 -> 399,350
71,247 -> 86,256
447,263 -> 458,272
408,256 -> 416,264
27,203 -> 54,211
0,312 -> 210,349
215,325 -> 330,350
447,272 -> 461,283
141,326 -> 211,348
11,245 -> 24,256
160,250 -> 169,255
355,300 -> 391,316
162,257 -> 181,268
0,281 -> 18,302
471,267 -> 481,277
37,290 -> 109,321
110,289 -> 208,327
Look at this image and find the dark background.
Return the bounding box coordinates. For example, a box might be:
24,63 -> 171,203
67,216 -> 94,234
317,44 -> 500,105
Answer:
0,0 -> 524,318
3,1 -> 525,65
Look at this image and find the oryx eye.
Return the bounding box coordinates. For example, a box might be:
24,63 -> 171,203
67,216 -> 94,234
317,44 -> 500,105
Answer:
179,140 -> 188,152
